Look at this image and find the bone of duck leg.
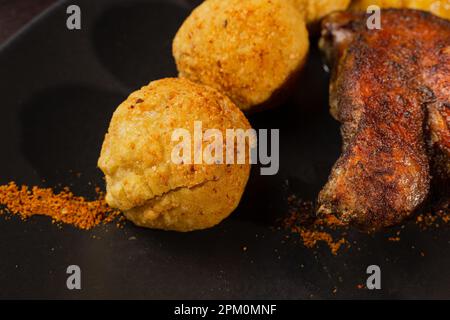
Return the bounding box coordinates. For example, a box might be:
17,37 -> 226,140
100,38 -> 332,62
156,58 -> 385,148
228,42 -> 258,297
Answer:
318,9 -> 450,231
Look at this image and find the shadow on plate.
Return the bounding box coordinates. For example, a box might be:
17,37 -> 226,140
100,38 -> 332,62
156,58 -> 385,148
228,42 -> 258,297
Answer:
19,85 -> 124,194
92,0 -> 192,90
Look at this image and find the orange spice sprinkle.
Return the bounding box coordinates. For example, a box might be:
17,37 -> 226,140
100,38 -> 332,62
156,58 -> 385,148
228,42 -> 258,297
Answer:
282,196 -> 349,255
0,182 -> 121,230
299,228 -> 347,255
415,205 -> 449,230
283,195 -> 450,255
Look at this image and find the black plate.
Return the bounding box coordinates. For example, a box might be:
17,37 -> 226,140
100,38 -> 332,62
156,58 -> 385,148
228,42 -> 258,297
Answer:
0,0 -> 449,299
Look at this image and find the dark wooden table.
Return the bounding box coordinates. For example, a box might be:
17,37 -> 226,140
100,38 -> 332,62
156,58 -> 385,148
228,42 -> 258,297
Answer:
0,0 -> 57,44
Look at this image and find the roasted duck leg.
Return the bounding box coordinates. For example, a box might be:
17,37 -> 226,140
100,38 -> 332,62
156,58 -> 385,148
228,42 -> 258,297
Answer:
318,9 -> 450,231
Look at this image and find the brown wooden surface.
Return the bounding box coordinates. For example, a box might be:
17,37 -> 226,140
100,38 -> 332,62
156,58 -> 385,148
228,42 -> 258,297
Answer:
0,0 -> 57,44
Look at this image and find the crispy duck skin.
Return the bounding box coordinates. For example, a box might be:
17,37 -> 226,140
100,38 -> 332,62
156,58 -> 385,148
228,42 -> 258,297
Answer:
318,9 -> 450,231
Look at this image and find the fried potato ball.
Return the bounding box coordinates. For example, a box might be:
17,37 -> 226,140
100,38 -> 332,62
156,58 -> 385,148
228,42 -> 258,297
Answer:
98,78 -> 252,231
351,0 -> 450,20
290,0 -> 352,24
172,0 -> 309,112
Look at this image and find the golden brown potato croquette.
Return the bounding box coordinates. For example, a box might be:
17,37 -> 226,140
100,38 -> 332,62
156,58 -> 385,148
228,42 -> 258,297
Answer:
290,0 -> 351,24
98,78 -> 252,231
173,0 -> 309,112
351,0 -> 450,20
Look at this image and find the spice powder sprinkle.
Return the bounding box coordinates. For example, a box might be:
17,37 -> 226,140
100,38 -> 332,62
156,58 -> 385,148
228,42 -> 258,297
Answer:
0,182 -> 121,230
